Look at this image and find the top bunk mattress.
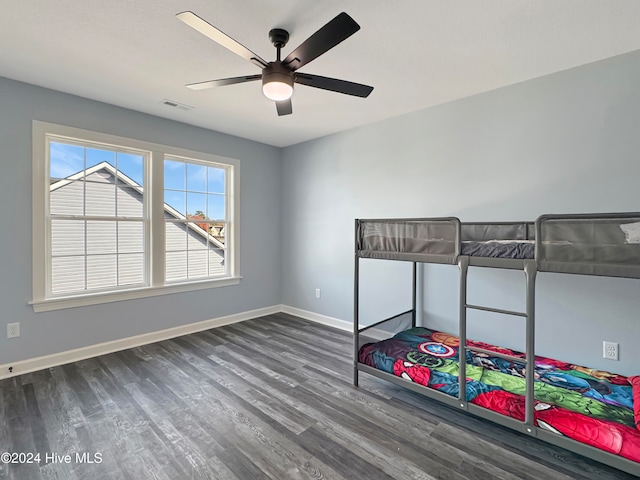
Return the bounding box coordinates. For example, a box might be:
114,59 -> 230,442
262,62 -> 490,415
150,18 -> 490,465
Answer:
461,239 -> 535,259
356,213 -> 640,278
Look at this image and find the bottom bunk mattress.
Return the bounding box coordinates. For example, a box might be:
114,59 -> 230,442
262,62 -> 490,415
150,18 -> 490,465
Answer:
358,327 -> 640,463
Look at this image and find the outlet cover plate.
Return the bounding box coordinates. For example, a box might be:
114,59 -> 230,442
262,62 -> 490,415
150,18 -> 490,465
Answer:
603,341 -> 619,360
7,322 -> 20,338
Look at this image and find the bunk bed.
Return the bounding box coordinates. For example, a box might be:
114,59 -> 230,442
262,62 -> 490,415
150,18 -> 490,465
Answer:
353,213 -> 640,476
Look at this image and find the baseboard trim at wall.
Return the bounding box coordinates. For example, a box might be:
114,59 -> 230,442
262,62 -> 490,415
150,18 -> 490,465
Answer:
1,305 -> 390,380
279,305 -> 351,331
280,305 -> 397,341
0,305 -> 280,380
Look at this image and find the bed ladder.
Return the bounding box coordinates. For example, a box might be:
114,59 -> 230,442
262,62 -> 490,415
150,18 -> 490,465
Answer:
457,256 -> 538,434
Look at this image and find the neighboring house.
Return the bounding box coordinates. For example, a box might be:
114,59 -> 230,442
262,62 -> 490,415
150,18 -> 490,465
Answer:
49,161 -> 225,294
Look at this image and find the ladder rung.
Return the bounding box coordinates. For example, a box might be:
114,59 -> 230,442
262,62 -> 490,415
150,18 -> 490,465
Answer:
465,303 -> 526,317
465,345 -> 527,364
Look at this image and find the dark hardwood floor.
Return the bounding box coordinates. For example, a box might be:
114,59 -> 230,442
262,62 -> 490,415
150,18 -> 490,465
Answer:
0,313 -> 637,479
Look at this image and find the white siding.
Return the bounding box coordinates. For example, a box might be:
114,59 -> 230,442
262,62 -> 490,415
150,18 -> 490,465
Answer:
51,171 -> 143,216
86,255 -> 117,290
164,219 -> 225,281
165,221 -> 187,251
118,253 -> 144,285
51,256 -> 85,294
86,221 -> 116,254
118,222 -> 143,253
117,186 -> 143,217
50,181 -> 84,215
50,169 -> 146,293
51,219 -> 84,256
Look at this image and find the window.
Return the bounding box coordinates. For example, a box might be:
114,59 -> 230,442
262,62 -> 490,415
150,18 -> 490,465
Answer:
163,157 -> 228,282
32,121 -> 240,312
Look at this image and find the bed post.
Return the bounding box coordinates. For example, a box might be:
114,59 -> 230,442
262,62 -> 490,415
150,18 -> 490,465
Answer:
353,219 -> 360,387
458,255 -> 469,407
524,260 -> 537,430
411,262 -> 417,328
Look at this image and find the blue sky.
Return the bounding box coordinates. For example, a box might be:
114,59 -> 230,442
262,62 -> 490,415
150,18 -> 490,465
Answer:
50,141 -> 226,220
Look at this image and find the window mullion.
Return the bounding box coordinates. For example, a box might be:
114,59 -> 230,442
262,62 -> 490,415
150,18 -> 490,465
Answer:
150,151 -> 165,287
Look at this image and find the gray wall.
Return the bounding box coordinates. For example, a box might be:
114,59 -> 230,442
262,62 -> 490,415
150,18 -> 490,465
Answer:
281,50 -> 640,376
0,77 -> 281,365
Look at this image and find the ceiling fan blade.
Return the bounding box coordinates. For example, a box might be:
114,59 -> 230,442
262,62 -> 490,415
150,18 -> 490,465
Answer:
282,12 -> 360,71
186,75 -> 262,90
176,11 -> 268,68
295,73 -> 373,98
276,99 -> 292,116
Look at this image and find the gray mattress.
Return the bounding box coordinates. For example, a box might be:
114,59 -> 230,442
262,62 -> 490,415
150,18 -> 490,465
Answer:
461,240 -> 535,259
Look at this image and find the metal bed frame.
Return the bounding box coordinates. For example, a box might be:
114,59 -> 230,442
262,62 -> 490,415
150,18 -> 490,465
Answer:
353,213 -> 640,476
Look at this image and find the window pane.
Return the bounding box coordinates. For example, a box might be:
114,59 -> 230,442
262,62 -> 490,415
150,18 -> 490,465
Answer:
187,250 -> 208,278
187,163 -> 206,192
51,256 -> 85,294
164,159 -> 186,190
166,251 -> 187,282
164,190 -> 186,216
50,142 -> 84,180
186,192 -> 207,219
117,186 -> 144,217
187,222 -> 209,250
209,249 -> 226,276
207,194 -> 225,220
165,222 -> 187,251
118,222 -> 144,254
50,181 -> 84,215
51,219 -> 85,256
85,181 -> 116,216
117,152 -> 144,186
85,166 -> 115,184
86,221 -> 117,255
118,253 -> 144,286
86,255 -> 117,290
86,147 -> 115,170
210,223 -> 225,245
207,166 -> 225,194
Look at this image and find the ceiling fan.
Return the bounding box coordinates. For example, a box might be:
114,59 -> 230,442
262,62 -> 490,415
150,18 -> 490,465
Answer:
176,11 -> 374,116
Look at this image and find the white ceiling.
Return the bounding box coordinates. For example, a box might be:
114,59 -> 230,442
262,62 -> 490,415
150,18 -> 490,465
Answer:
2,1 -> 640,147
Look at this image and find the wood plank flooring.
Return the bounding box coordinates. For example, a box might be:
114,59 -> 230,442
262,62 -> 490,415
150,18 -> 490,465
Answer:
0,313 -> 637,479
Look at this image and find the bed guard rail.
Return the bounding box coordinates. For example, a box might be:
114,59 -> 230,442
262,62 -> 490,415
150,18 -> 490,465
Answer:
536,212 -> 640,278
356,217 -> 461,264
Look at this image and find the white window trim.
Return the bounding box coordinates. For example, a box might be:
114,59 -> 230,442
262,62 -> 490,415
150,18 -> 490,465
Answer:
31,121 -> 241,312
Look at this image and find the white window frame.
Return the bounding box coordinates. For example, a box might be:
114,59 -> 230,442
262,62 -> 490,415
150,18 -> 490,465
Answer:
31,121 -> 240,312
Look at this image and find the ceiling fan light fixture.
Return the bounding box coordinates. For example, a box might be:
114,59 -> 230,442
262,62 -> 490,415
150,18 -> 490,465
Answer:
263,80 -> 293,101
262,63 -> 294,101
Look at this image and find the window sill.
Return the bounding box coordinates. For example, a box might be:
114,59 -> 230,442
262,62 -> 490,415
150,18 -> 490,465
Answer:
30,277 -> 242,312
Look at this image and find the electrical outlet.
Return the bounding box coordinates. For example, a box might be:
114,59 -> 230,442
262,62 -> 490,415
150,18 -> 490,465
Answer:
7,322 -> 20,338
315,288 -> 321,299
603,341 -> 619,361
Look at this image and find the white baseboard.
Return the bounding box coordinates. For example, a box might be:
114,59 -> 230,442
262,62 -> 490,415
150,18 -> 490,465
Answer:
0,305 -> 280,380
279,305 -> 393,341
279,305 -> 351,331
1,304 -> 396,380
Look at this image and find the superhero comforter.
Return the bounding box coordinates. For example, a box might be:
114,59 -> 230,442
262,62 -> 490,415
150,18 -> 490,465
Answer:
358,327 -> 640,463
